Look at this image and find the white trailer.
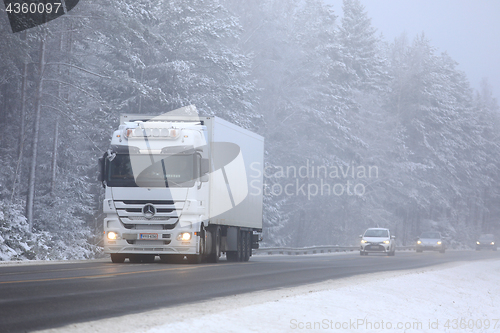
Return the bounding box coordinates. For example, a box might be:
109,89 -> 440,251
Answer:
99,109 -> 264,263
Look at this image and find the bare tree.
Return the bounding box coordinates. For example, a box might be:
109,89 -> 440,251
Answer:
11,31 -> 30,202
26,30 -> 47,230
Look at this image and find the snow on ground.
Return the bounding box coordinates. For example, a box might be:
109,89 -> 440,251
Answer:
38,259 -> 500,333
0,258 -> 109,266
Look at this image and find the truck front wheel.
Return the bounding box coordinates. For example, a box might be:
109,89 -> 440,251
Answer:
207,226 -> 221,263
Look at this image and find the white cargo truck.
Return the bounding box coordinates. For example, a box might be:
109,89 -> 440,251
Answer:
98,108 -> 264,263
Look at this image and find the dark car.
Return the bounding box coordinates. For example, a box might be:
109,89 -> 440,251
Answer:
476,234 -> 497,251
416,231 -> 445,253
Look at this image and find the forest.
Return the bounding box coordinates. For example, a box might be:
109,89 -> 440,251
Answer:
0,0 -> 499,260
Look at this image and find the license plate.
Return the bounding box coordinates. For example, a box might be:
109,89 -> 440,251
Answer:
140,233 -> 158,240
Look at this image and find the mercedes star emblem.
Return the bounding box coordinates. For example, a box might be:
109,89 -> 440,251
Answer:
142,203 -> 156,219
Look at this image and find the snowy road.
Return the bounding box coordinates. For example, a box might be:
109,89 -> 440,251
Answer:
0,250 -> 498,332
43,258 -> 498,333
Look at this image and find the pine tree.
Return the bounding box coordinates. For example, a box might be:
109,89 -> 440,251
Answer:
142,0 -> 257,127
339,0 -> 387,91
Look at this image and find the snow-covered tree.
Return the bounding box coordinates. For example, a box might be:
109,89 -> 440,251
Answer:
339,0 -> 387,91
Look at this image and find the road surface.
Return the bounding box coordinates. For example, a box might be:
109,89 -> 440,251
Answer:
0,250 -> 497,332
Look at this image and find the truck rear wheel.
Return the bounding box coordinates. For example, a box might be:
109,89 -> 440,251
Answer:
236,230 -> 244,261
242,231 -> 251,262
226,228 -> 240,262
110,253 -> 126,263
226,229 -> 253,262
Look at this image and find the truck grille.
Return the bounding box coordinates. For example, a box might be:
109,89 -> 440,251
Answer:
123,222 -> 178,230
114,200 -> 183,225
122,200 -> 175,205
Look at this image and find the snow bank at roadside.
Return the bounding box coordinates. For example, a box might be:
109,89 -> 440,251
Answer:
38,259 -> 500,333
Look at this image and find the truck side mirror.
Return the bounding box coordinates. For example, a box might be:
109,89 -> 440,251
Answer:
201,158 -> 210,175
198,158 -> 209,183
98,157 -> 105,182
391,235 -> 396,239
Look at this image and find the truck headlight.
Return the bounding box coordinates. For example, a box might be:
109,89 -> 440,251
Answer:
177,232 -> 192,241
437,241 -> 442,245
107,231 -> 118,240
417,240 -> 422,245
477,241 -> 480,245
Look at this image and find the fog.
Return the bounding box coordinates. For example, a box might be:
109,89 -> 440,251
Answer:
0,0 -> 499,259
326,0 -> 500,100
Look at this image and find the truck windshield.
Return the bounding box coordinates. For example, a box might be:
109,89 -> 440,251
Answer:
106,154 -> 197,187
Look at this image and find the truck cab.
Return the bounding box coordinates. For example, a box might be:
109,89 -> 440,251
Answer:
99,111 -> 264,264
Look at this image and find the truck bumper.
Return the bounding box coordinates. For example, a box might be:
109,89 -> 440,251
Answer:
104,238 -> 198,255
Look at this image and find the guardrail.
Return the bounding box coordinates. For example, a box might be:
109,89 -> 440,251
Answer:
253,245 -> 416,255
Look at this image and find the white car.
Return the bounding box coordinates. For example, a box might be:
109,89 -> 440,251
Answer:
360,228 -> 396,256
416,231 -> 445,253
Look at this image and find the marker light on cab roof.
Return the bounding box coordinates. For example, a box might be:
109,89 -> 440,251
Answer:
124,126 -> 180,139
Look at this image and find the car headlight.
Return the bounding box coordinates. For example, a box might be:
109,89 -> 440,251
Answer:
477,241 -> 480,245
491,242 -> 495,245
383,240 -> 390,244
417,240 -> 422,245
361,239 -> 367,244
107,231 -> 118,240
177,232 -> 192,241
437,241 -> 442,245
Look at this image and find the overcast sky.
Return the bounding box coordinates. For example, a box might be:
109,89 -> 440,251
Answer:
325,0 -> 500,101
